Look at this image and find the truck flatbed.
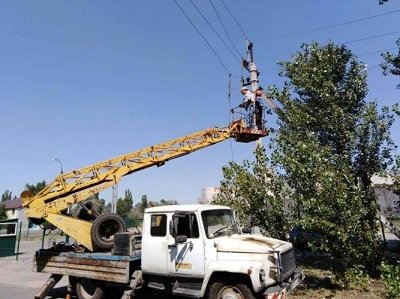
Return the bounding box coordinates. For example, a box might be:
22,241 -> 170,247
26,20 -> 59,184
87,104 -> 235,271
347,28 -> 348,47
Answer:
34,249 -> 141,284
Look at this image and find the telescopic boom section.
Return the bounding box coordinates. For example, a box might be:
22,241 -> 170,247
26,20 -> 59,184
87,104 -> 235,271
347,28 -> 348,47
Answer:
22,120 -> 267,212
21,119 -> 267,251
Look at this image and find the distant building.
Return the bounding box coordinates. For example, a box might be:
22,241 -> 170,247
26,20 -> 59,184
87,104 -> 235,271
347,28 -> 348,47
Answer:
1,198 -> 32,229
372,175 -> 399,218
199,187 -> 220,204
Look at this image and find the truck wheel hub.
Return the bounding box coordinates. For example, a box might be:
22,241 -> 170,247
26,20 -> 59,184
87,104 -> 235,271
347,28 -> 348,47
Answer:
218,286 -> 244,299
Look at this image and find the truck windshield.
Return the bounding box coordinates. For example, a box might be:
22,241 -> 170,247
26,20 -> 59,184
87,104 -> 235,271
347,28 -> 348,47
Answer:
201,209 -> 238,239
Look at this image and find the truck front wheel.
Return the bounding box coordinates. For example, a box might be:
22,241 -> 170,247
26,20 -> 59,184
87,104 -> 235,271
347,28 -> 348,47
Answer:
76,278 -> 104,299
208,281 -> 256,299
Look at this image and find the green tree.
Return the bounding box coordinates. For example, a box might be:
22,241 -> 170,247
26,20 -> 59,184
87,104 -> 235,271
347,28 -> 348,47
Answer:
393,156 -> 400,197
25,181 -> 47,195
117,189 -> 133,218
0,204 -> 6,220
271,42 -> 395,279
214,146 -> 290,240
160,199 -> 178,206
381,39 -> 400,196
381,38 -> 400,88
1,190 -> 12,202
140,194 -> 148,213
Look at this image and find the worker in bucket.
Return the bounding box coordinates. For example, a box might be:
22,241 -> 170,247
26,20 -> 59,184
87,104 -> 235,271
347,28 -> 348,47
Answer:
239,86 -> 257,129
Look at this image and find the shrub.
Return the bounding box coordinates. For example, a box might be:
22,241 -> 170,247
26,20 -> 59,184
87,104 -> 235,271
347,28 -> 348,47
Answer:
333,265 -> 369,289
380,261 -> 400,298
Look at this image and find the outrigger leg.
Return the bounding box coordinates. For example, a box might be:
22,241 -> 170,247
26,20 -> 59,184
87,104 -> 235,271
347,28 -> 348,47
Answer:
34,274 -> 62,299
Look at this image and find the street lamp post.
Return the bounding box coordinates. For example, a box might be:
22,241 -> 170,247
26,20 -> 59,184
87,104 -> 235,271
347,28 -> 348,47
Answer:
51,158 -> 69,243
51,158 -> 63,174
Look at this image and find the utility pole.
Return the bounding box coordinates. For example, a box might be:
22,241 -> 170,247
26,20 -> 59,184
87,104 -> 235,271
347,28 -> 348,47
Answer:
241,40 -> 259,93
242,40 -> 278,112
247,41 -> 260,94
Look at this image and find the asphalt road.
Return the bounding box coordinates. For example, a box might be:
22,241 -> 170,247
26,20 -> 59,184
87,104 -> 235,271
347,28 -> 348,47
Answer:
0,235 -> 181,299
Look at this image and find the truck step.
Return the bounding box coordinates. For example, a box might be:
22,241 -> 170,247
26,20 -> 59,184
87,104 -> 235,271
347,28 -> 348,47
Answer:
172,282 -> 202,298
147,281 -> 165,290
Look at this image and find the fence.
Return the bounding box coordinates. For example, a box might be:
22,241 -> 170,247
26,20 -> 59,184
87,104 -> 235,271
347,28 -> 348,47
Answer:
0,220 -> 17,257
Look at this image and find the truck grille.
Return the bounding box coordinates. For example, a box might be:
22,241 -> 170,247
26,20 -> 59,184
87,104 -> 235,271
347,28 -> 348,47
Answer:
280,248 -> 296,280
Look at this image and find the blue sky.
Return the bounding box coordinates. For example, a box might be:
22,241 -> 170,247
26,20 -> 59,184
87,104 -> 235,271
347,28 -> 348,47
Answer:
1,1 -> 399,204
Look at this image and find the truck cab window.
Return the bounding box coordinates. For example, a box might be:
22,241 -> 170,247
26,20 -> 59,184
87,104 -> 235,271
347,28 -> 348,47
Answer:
201,209 -> 238,239
150,214 -> 167,237
177,213 -> 199,238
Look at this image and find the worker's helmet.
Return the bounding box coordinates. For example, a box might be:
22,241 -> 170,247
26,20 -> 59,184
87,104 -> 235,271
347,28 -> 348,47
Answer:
240,86 -> 248,91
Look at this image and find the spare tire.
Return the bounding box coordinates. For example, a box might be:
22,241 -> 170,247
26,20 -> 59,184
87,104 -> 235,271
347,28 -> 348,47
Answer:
91,213 -> 126,251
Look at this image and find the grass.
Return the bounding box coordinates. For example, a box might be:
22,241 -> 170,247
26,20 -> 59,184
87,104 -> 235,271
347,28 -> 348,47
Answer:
290,251 -> 387,299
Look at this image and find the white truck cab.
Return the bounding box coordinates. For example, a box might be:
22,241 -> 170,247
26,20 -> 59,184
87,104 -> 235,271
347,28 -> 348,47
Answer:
141,204 -> 303,299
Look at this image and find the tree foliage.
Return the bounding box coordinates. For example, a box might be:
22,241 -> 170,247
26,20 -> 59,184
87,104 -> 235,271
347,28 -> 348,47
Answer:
393,155 -> 400,197
25,181 -> 47,195
381,39 -> 400,196
271,42 -> 395,278
117,189 -> 133,218
160,199 -> 178,206
0,204 -> 6,220
131,194 -> 179,219
1,190 -> 12,202
214,146 -> 290,240
140,194 -> 148,213
381,38 -> 400,85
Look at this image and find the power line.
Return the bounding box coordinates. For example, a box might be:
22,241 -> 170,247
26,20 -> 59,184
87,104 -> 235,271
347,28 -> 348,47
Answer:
274,9 -> 400,40
367,64 -> 381,71
173,0 -> 230,74
219,0 -> 248,39
188,0 -> 242,63
359,47 -> 398,56
208,0 -> 243,58
343,30 -> 400,45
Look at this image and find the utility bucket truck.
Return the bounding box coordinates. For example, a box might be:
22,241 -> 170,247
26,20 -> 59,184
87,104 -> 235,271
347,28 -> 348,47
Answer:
25,119 -> 303,299
33,204 -> 303,299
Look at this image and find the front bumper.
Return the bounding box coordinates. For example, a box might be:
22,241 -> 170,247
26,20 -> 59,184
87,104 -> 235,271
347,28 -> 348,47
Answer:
263,268 -> 304,299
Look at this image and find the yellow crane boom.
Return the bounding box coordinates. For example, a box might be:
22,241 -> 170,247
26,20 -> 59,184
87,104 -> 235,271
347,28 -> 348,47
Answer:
21,119 -> 267,251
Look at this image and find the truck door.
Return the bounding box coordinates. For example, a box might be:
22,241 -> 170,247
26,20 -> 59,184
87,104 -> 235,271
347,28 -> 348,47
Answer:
168,213 -> 205,276
141,214 -> 170,275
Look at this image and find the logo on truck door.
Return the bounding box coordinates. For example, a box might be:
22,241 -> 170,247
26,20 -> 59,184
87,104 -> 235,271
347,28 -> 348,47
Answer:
175,262 -> 192,270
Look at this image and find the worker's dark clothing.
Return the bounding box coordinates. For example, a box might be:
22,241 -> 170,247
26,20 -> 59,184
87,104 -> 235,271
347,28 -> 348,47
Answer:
255,100 -> 263,129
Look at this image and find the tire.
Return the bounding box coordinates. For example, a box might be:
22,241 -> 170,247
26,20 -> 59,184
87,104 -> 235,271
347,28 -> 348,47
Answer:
91,213 -> 126,251
208,281 -> 256,299
76,278 -> 104,299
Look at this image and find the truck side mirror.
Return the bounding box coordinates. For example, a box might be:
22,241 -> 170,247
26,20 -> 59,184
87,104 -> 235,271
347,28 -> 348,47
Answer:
169,219 -> 177,238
